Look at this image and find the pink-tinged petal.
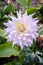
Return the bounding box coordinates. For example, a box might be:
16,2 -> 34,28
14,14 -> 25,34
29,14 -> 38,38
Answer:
17,10 -> 21,19
9,15 -> 17,21
34,20 -> 39,24
33,18 -> 38,20
28,13 -> 35,19
22,11 -> 27,18
18,41 -> 23,49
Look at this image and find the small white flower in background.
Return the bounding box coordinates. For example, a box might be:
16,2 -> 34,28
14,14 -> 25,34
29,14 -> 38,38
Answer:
4,10 -> 39,49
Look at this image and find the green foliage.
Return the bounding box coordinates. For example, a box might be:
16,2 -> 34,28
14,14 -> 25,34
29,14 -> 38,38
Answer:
39,5 -> 43,16
21,46 -> 43,65
0,28 -> 5,37
0,1 -> 16,28
38,26 -> 43,35
2,4 -> 16,16
0,37 -> 6,44
37,56 -> 43,64
0,43 -> 20,57
16,0 -> 31,9
0,29 -> 6,44
4,60 -> 22,65
27,7 -> 39,14
35,5 -> 43,21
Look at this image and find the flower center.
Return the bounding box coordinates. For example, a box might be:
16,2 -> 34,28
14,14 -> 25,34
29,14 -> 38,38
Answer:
16,23 -> 26,33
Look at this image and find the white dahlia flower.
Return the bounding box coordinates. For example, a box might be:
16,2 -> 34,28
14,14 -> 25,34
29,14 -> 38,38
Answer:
4,11 -> 39,49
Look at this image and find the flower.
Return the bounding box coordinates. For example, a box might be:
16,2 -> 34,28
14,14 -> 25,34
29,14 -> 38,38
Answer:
4,10 -> 39,49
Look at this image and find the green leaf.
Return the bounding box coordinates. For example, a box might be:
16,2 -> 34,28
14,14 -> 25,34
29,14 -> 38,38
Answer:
28,7 -> 38,14
0,28 -> 5,37
4,60 -> 22,65
1,4 -> 15,17
2,5 -> 8,15
37,56 -> 43,64
0,13 -> 1,19
38,26 -> 43,35
5,4 -> 15,13
0,37 -> 7,44
16,0 -> 31,9
39,5 -> 43,16
0,43 -> 20,57
36,51 -> 42,55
